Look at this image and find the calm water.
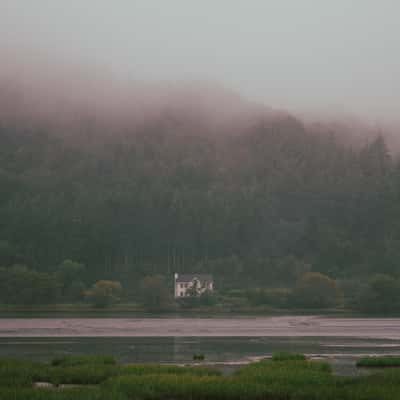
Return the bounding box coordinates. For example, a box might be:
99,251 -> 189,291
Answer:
1,316 -> 399,375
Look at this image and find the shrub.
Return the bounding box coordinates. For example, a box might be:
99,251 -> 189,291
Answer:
292,272 -> 339,308
85,280 -> 122,308
357,274 -> 400,313
139,275 -> 174,312
246,288 -> 291,307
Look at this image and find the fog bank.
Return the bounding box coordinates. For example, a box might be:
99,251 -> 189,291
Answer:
1,1 -> 399,126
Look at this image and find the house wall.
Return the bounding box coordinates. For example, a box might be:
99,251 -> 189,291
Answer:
174,279 -> 213,298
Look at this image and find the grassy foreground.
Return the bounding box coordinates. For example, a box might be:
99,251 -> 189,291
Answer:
1,354 -> 400,399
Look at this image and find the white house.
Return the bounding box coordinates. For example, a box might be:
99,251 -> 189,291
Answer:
174,273 -> 213,298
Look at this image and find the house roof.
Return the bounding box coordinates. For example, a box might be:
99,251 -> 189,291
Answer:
175,274 -> 213,283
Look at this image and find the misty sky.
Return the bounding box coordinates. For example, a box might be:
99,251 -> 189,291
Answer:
1,1 -> 399,122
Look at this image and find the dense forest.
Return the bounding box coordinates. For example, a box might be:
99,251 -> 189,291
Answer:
0,83 -> 399,310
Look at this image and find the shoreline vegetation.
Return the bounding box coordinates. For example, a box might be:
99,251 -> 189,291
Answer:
1,262 -> 399,317
0,303 -> 376,318
2,353 -> 400,399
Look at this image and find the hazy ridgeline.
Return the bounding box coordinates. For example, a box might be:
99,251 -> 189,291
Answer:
0,62 -> 399,308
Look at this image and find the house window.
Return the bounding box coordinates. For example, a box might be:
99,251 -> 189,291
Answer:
180,292 -> 184,297
180,284 -> 184,289
185,283 -> 188,288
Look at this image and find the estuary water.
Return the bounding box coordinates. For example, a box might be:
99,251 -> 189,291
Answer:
0,316 -> 399,374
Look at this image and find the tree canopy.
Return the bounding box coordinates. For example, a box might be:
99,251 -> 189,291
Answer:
0,111 -> 399,302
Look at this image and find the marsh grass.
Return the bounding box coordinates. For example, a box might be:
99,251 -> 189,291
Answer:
43,363 -> 218,385
51,354 -> 116,367
0,357 -> 220,387
0,387 -> 127,400
2,354 -> 400,399
47,364 -> 119,385
0,358 -> 50,387
104,374 -> 270,400
119,363 -> 220,377
233,358 -> 334,399
356,356 -> 400,368
272,352 -> 307,361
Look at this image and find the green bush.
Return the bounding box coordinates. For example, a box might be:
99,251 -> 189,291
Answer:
291,272 -> 340,308
139,275 -> 175,312
198,290 -> 218,306
85,281 -> 123,308
246,288 -> 291,307
357,274 -> 400,313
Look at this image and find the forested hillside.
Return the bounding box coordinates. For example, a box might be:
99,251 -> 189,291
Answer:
0,100 -> 397,287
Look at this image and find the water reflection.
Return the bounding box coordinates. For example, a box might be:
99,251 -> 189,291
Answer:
1,317 -> 400,375
0,336 -> 399,365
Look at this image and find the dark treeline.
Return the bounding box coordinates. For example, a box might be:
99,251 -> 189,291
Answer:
0,105 -> 399,309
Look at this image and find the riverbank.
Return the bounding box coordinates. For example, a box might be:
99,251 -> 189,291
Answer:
5,316 -> 400,338
0,303 -> 366,318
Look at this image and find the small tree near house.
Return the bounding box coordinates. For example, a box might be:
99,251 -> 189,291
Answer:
139,274 -> 174,312
292,272 -> 339,309
85,280 -> 122,308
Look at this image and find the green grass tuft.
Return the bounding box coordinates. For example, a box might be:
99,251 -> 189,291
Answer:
119,363 -> 220,377
356,356 -> 400,368
271,352 -> 307,361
